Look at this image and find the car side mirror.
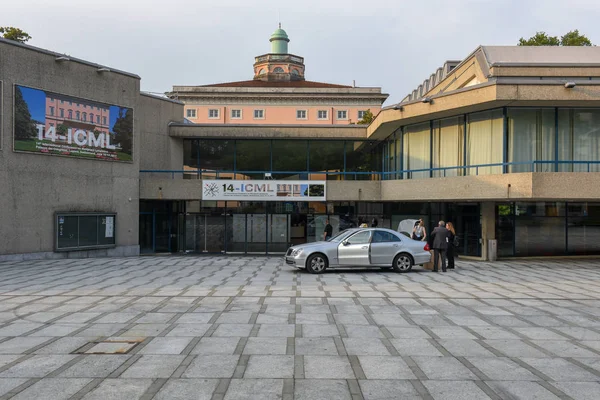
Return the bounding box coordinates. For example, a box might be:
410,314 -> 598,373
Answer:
342,240 -> 349,246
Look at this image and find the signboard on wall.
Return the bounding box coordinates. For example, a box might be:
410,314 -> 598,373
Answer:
55,212 -> 116,251
203,180 -> 326,201
13,85 -> 133,162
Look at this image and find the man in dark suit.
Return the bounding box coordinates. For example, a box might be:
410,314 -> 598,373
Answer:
430,220 -> 449,272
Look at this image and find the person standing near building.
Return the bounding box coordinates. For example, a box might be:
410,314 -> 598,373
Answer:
412,219 -> 427,241
446,222 -> 457,269
323,219 -> 333,241
430,221 -> 449,272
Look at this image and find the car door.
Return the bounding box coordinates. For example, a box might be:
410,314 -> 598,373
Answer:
338,230 -> 372,266
370,230 -> 403,265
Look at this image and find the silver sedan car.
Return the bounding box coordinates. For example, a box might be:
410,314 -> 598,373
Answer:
285,228 -> 431,274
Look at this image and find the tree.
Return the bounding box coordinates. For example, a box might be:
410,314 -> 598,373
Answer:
14,86 -> 37,140
561,30 -> 592,46
518,30 -> 593,46
518,32 -> 559,46
112,108 -> 133,155
357,109 -> 375,125
0,27 -> 31,43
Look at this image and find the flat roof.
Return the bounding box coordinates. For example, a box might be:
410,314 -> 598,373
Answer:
0,38 -> 140,80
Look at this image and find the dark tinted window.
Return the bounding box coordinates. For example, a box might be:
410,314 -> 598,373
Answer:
372,230 -> 401,243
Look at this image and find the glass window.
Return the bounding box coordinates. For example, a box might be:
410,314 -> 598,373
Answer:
296,110 -> 307,119
272,140 -> 308,177
318,110 -> 328,120
68,110 -> 73,119
198,140 -> 235,178
507,108 -> 555,173
60,109 -> 64,118
231,109 -> 241,119
372,230 -> 401,243
559,109 -> 600,172
345,141 -> 374,179
49,106 -> 55,116
433,116 -> 464,177
89,113 -> 94,122
337,110 -> 348,120
346,230 -> 371,244
208,109 -> 219,119
466,109 -> 503,175
76,111 -> 80,120
82,112 -> 87,122
103,116 -> 107,125
254,109 -> 264,119
273,67 -> 284,73
309,141 -> 344,178
358,110 -> 366,120
403,122 -> 430,179
183,139 -> 199,175
186,109 -> 197,118
568,203 -> 600,255
235,140 -> 271,177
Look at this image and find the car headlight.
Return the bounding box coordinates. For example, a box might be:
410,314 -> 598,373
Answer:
292,248 -> 303,257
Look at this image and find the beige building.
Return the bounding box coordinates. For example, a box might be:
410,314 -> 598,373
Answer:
167,27 -> 388,125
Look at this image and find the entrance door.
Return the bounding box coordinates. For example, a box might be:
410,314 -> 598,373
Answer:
338,230 -> 372,266
185,214 -> 207,253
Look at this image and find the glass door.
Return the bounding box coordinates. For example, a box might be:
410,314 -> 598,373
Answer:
269,214 -> 290,253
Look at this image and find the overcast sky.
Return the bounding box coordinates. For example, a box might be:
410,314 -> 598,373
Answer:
4,0 -> 600,104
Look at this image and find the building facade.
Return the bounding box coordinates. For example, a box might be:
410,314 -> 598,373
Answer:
2,36 -> 600,262
167,27 -> 388,125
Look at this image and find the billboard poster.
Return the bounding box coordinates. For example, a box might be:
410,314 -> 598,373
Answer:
13,85 -> 133,162
203,180 -> 326,201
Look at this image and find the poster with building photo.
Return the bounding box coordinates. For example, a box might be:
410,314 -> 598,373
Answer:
13,85 -> 133,161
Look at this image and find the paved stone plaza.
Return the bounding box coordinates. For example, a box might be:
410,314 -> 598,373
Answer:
1,257 -> 600,399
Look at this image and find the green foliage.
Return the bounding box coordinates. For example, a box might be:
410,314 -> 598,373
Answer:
518,30 -> 593,46
112,108 -> 133,155
561,30 -> 592,46
518,32 -> 560,46
357,109 -> 375,125
14,86 -> 37,140
0,26 -> 31,43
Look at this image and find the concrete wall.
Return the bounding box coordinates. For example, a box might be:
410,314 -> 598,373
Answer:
138,93 -> 184,171
0,40 -> 141,260
169,124 -> 367,139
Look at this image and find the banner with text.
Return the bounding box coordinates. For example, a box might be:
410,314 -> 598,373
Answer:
203,180 -> 326,201
13,85 -> 133,162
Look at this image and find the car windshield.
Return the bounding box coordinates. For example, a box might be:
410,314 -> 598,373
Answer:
328,229 -> 354,242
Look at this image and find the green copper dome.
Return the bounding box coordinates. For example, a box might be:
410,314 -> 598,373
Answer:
270,26 -> 290,54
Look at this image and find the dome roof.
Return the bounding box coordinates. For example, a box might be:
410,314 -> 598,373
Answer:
270,28 -> 289,42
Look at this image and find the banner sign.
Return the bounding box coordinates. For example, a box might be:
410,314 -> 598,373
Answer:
13,85 -> 133,162
203,180 -> 326,201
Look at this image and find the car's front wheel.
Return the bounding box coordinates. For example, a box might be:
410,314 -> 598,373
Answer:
306,253 -> 328,274
393,253 -> 413,273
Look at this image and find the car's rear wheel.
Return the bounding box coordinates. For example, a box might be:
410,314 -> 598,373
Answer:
393,253 -> 413,273
306,253 -> 328,274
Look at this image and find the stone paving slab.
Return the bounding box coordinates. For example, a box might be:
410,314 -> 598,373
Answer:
1,256 -> 600,399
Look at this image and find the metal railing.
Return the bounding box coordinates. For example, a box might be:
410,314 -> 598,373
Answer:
140,161 -> 600,181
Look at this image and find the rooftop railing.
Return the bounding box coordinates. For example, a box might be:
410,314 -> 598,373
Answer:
140,161 -> 600,181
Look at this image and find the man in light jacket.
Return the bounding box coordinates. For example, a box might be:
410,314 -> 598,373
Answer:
430,220 -> 449,272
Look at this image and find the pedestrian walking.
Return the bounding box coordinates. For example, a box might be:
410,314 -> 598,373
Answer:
430,220 -> 449,272
446,222 -> 457,269
323,219 -> 333,241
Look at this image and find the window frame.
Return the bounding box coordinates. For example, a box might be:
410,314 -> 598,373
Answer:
231,109 -> 242,119
186,109 -> 197,118
345,230 -> 372,245
254,109 -> 265,120
208,109 -> 220,119
372,230 -> 402,243
337,110 -> 348,120
358,110 -> 367,120
296,109 -> 307,120
317,110 -> 329,120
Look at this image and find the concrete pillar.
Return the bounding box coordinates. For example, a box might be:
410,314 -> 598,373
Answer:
480,202 -> 496,261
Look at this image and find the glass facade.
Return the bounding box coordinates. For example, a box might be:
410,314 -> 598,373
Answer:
179,107 -> 600,181
495,202 -> 600,257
